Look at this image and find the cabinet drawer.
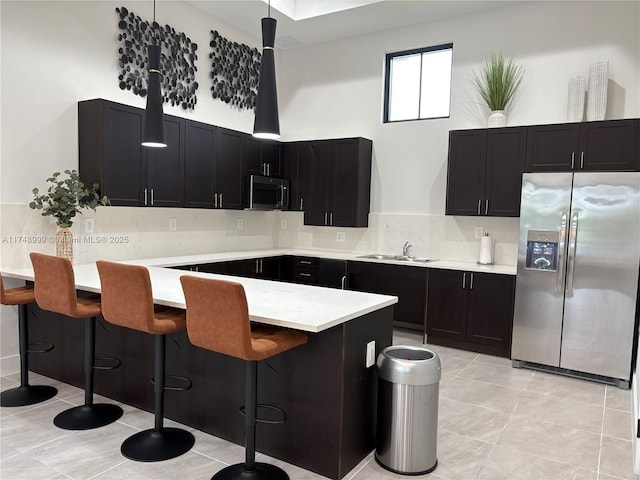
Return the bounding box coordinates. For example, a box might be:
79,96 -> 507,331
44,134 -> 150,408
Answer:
293,267 -> 318,284
294,256 -> 319,269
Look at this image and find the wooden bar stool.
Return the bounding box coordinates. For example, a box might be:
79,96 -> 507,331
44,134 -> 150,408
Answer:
97,261 -> 195,462
0,277 -> 57,407
180,275 -> 307,480
29,253 -> 123,430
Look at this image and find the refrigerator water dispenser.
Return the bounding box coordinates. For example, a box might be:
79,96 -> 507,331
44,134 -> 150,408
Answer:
525,230 -> 559,271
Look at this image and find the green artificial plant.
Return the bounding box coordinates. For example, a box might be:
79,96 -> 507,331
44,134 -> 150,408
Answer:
29,169 -> 108,228
472,52 -> 525,112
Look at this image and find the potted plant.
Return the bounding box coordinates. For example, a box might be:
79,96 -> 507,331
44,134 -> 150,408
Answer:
30,169 -> 108,261
472,52 -> 525,127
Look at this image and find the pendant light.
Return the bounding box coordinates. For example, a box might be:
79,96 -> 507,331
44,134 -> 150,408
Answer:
252,1 -> 280,139
141,0 -> 166,147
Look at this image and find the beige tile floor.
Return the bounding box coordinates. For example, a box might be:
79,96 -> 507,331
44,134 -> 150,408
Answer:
1,328 -> 637,480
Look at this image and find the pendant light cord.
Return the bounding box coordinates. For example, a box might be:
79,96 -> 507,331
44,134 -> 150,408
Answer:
268,0 -> 271,18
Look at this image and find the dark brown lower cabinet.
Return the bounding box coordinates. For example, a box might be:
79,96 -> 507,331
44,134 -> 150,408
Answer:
346,261 -> 427,334
426,269 -> 515,357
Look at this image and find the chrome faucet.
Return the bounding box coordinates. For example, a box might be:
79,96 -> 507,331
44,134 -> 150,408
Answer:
402,241 -> 412,257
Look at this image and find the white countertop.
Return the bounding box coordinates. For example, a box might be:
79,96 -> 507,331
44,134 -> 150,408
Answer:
1,262 -> 397,334
129,249 -> 517,276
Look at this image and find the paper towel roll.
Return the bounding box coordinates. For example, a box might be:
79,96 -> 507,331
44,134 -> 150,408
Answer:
479,235 -> 494,265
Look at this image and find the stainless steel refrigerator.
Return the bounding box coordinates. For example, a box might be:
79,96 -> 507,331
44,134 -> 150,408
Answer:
512,172 -> 640,388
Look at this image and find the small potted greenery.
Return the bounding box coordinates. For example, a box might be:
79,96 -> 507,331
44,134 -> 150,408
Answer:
30,169 -> 108,261
472,52 -> 525,127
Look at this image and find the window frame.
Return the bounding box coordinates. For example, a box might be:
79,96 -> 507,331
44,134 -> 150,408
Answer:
383,42 -> 453,124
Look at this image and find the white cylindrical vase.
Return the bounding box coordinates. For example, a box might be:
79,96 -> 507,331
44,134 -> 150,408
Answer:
488,110 -> 507,128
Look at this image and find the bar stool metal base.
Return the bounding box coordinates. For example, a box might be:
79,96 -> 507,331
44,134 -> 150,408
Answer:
212,462 -> 290,480
54,404 -> 123,430
1,385 -> 58,407
121,428 -> 195,462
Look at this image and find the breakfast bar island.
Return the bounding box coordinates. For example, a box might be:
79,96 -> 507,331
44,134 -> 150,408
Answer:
3,261 -> 397,480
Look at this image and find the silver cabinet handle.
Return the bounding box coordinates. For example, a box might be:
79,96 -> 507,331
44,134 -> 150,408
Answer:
477,199 -> 481,215
580,151 -> 584,169
341,275 -> 346,290
260,258 -> 263,273
300,197 -> 304,210
144,188 -> 148,206
267,164 -> 270,176
214,193 -> 218,208
566,211 -> 579,295
219,193 -> 223,208
299,272 -> 312,277
462,272 -> 466,289
324,212 -> 328,225
330,213 -> 333,225
255,259 -> 259,273
195,266 -> 199,272
571,152 -> 575,170
150,188 -> 154,206
299,260 -> 312,265
557,211 -> 568,292
470,273 -> 474,290
484,199 -> 488,215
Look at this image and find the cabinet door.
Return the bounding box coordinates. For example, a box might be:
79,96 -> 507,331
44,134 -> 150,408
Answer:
579,120 -> 640,171
318,259 -> 346,289
305,141 -> 332,225
525,124 -> 579,172
243,136 -> 263,175
184,120 -> 216,208
282,144 -> 300,211
485,127 -> 526,216
216,128 -> 244,209
103,103 -> 145,206
426,269 -> 467,341
261,141 -> 281,177
347,262 -> 427,331
466,273 -> 514,357
445,130 -> 487,216
258,256 -> 281,280
330,139 -> 363,227
145,116 -> 184,207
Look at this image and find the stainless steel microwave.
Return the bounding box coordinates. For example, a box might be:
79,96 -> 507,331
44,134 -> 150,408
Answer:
246,174 -> 289,210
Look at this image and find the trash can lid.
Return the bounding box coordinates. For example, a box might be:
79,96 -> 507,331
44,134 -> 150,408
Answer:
376,345 -> 441,385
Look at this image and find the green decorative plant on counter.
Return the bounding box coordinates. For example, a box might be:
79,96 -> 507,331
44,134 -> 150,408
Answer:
472,52 -> 525,127
29,169 -> 108,261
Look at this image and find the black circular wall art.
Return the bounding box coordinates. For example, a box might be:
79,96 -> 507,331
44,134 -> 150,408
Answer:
116,6 -> 198,110
209,30 -> 261,110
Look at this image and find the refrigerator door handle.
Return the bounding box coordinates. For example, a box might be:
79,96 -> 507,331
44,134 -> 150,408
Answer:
566,211 -> 579,295
557,211 -> 568,292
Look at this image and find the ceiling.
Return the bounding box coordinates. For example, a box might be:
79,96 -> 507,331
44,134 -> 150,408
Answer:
185,0 -> 520,48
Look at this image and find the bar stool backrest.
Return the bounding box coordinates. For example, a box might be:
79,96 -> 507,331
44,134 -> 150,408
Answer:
180,276 -> 256,360
29,253 -> 82,317
96,261 -> 156,334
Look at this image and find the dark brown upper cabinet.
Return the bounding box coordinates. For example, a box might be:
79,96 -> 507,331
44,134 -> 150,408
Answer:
526,119 -> 640,172
79,98 -> 185,207
244,137 -> 282,177
282,142 -> 312,212
184,121 -> 243,210
446,127 -> 526,217
305,138 -> 372,227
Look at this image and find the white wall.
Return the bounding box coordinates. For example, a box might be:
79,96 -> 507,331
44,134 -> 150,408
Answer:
1,1 -> 638,374
278,1 -> 640,214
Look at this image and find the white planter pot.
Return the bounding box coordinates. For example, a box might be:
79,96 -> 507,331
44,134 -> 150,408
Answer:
488,110 -> 507,127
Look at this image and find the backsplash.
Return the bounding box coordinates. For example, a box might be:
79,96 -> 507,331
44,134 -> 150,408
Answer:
0,205 -> 519,268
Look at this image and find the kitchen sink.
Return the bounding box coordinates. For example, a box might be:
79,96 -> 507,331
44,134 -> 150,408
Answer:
356,254 -> 436,263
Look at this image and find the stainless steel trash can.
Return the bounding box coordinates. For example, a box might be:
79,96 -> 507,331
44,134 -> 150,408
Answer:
375,345 -> 440,475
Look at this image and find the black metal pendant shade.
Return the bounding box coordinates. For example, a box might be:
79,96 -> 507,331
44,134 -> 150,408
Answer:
253,17 -> 280,140
142,43 -> 166,147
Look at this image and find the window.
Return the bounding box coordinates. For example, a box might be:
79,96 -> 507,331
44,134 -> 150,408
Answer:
383,43 -> 453,123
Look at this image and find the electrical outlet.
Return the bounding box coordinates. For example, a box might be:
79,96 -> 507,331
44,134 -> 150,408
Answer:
366,341 -> 376,368
169,218 -> 177,232
237,219 -> 244,230
475,226 -> 484,239
84,218 -> 94,234
281,218 -> 287,229
336,232 -> 346,243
